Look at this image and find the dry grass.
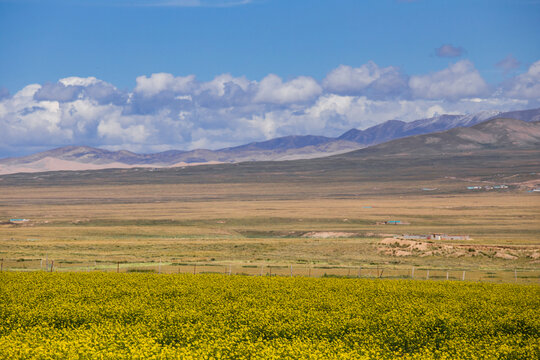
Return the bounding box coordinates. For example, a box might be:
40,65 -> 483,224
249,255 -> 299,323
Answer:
0,180 -> 538,277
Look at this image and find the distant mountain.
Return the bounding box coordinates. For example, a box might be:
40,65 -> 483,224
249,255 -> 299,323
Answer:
338,110 -> 506,146
339,118 -> 540,158
0,138 -> 361,175
1,107 -> 539,175
224,135 -> 333,152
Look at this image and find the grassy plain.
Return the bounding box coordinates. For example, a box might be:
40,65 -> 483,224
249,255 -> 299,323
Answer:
0,169 -> 538,279
1,147 -> 539,278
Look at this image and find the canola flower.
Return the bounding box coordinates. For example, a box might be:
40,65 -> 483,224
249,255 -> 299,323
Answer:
0,272 -> 538,359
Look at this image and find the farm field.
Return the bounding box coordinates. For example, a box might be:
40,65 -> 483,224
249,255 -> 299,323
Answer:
0,272 -> 538,359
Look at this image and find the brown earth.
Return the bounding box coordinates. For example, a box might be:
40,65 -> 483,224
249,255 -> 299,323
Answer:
379,237 -> 539,261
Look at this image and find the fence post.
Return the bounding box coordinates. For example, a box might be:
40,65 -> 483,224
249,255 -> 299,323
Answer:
514,269 -> 517,282
228,265 -> 232,276
290,265 -> 293,277
357,266 -> 361,278
0,258 -> 3,272
446,271 -> 449,280
260,265 -> 264,276
462,271 -> 465,281
40,258 -> 43,271
50,260 -> 54,272
426,270 -> 430,280
269,266 -> 272,277
193,264 -> 197,275
117,261 -> 119,273
309,267 -> 312,277
411,267 -> 415,279
158,259 -> 162,274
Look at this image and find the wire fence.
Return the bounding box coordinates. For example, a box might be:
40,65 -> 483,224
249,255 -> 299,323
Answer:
1,258 -> 539,284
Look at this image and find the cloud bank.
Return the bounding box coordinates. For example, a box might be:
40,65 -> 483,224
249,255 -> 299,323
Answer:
1,59 -> 539,157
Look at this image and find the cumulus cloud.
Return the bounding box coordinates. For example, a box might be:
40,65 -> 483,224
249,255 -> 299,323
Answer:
435,44 -> 465,58
1,60 -> 538,157
502,60 -> 540,99
35,77 -> 127,105
323,62 -> 408,98
409,60 -> 489,100
135,73 -> 196,96
254,74 -> 322,104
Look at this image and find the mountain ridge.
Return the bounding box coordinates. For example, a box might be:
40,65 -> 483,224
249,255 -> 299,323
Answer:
1,107 -> 539,175
335,118 -> 540,159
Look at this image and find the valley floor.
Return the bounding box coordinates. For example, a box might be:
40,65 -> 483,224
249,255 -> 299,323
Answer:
0,180 -> 538,281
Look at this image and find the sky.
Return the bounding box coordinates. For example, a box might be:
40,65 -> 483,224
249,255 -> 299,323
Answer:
0,0 -> 539,157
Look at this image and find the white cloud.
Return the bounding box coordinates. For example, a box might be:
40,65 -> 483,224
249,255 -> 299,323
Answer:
1,60 -> 538,157
409,60 -> 489,100
199,73 -> 251,97
254,74 -> 322,104
97,118 -> 151,143
503,60 -> 540,99
323,62 -> 408,97
59,76 -> 102,87
14,84 -> 42,99
135,73 -> 196,97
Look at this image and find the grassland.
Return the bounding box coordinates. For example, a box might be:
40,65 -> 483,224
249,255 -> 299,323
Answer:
0,172 -> 538,280
1,272 -> 538,359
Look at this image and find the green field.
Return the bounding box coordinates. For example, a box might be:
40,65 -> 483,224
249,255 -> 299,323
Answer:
0,272 -> 538,359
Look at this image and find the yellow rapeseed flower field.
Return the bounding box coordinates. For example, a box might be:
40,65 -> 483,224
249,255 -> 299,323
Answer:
0,273 -> 538,359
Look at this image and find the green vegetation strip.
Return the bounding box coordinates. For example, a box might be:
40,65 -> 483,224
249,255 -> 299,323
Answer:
0,273 -> 538,359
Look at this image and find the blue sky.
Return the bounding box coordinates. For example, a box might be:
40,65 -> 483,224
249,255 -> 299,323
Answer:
0,0 -> 539,157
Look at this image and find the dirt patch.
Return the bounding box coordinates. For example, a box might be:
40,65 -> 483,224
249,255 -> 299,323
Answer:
494,252 -> 518,260
379,237 -> 536,261
302,232 -> 358,239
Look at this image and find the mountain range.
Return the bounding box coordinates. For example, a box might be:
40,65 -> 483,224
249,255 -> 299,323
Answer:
341,117 -> 540,157
1,107 -> 539,175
